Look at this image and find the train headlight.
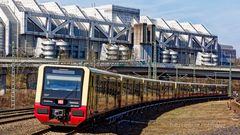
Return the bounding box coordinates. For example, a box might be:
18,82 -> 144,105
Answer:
37,108 -> 48,114
72,110 -> 84,117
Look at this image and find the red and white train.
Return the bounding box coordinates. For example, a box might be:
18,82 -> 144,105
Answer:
34,64 -> 228,127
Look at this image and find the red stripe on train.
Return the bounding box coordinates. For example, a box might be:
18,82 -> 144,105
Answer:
34,103 -> 87,126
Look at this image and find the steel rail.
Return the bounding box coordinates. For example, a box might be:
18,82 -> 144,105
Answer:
0,108 -> 35,125
0,111 -> 33,119
0,115 -> 35,125
0,108 -> 33,113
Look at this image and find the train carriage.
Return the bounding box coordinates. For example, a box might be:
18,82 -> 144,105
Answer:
34,65 -> 228,127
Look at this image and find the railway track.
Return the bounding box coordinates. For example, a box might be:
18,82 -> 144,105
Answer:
32,127 -> 79,135
32,96 -> 228,135
0,108 -> 35,125
0,108 -> 33,113
32,120 -> 93,135
32,127 -> 54,135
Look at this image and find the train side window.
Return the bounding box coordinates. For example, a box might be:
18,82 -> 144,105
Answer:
91,75 -> 94,87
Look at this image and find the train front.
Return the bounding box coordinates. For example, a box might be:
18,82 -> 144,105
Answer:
34,65 -> 89,127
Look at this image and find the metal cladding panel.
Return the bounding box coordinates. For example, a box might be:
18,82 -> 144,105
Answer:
180,22 -> 199,34
165,20 -> 189,42
140,16 -> 153,24
180,22 -> 202,43
165,20 -> 185,32
92,5 -> 113,22
114,15 -> 125,31
192,24 -> 212,36
63,5 -> 87,19
193,24 -> 214,43
0,0 -> 9,4
167,20 -> 188,42
0,7 -> 9,56
178,35 -> 188,42
82,8 -> 109,33
95,4 -> 140,24
40,2 -> 68,27
63,5 -> 89,31
152,18 -> 172,30
0,22 -> 4,54
95,4 -> 140,15
0,4 -> 19,55
97,8 -> 113,22
112,5 -> 140,24
41,2 -> 65,16
82,8 -> 106,21
14,0 -> 42,13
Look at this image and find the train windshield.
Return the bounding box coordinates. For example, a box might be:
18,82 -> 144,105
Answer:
42,67 -> 84,100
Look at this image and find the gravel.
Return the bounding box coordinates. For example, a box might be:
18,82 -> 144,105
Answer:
0,118 -> 48,135
1,100 -> 239,135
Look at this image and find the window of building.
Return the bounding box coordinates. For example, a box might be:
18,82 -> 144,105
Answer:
79,51 -> 85,59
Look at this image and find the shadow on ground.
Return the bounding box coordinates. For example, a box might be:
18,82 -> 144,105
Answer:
48,99 -> 224,135
79,101 -> 206,135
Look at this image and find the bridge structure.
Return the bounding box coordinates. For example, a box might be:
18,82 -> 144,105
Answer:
0,58 -> 237,79
0,57 -> 236,101
110,63 -> 237,79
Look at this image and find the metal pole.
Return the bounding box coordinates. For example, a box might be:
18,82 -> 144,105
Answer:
228,54 -> 232,97
214,72 -> 217,84
153,42 -> 157,80
148,58 -> 152,79
193,64 -> 196,83
176,65 -> 178,82
175,65 -> 178,97
11,41 -> 16,109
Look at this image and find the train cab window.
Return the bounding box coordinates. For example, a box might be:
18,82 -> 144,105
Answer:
41,67 -> 84,107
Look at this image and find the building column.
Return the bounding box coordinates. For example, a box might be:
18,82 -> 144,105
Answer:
175,34 -> 179,47
188,35 -> 193,48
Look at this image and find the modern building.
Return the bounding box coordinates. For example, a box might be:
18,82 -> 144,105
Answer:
0,0 -> 236,66
219,44 -> 236,66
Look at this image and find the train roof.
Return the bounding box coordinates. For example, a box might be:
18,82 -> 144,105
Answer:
40,64 -> 228,87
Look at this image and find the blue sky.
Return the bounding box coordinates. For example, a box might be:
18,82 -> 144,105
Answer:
38,0 -> 240,56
